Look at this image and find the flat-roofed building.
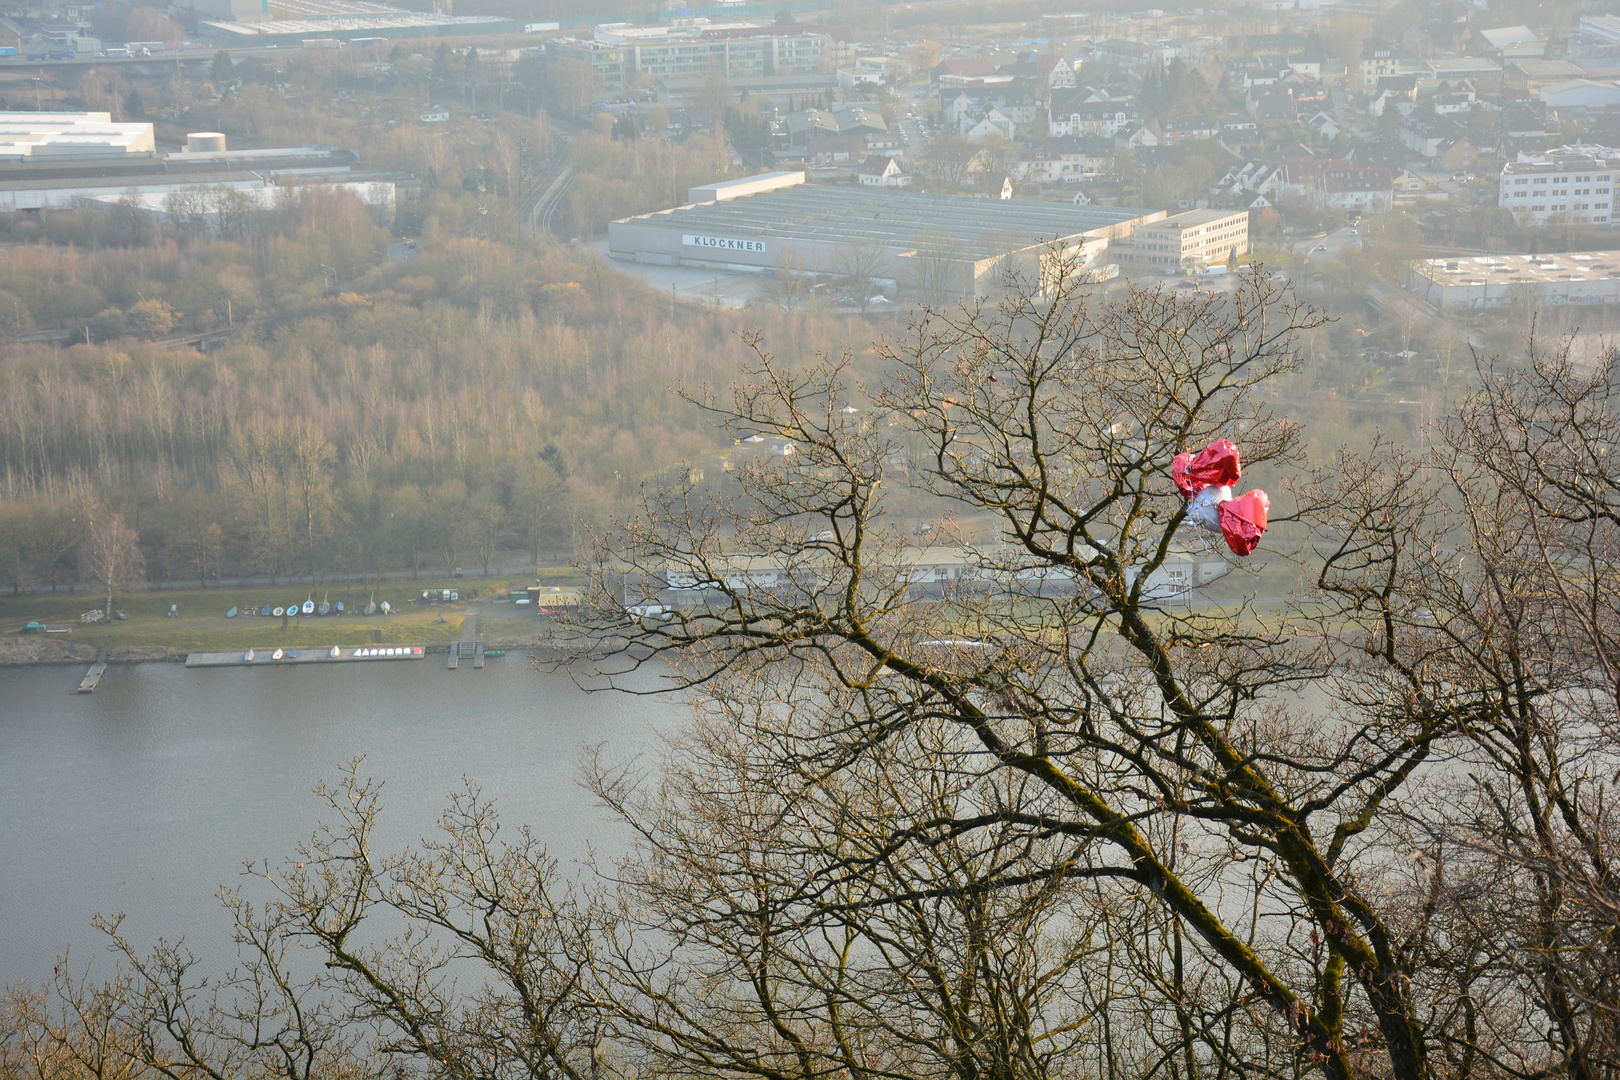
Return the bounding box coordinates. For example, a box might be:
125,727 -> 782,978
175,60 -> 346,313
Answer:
1114,208 -> 1250,272
687,170 -> 805,203
1498,144 -> 1620,225
547,21 -> 835,92
199,10 -> 519,43
0,112 -> 155,162
1415,252 -> 1620,308
607,182 -> 1161,301
1581,14 -> 1620,45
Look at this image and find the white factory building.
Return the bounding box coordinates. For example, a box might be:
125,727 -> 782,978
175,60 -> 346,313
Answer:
0,126 -> 398,223
0,112 -> 156,162
608,171 -> 1162,302
1413,252 -> 1620,309
1498,144 -> 1620,226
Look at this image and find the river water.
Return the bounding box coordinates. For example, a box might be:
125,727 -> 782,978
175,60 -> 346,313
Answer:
0,655 -> 686,986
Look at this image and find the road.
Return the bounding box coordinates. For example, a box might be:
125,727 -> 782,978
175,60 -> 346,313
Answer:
1295,223 -> 1363,259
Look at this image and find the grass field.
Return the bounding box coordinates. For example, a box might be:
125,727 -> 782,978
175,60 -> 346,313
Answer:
0,574 -> 570,656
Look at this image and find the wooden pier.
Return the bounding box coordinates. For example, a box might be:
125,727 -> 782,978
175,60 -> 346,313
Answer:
77,644 -> 109,693
448,642 -> 459,670
473,642 -> 484,669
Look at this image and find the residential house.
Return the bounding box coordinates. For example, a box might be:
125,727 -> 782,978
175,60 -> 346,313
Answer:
1279,158 -> 1396,211
1348,138 -> 1408,168
1049,88 -> 1142,136
1015,134 -> 1116,182
1218,114 -> 1260,148
1499,105 -> 1549,157
1400,110 -> 1465,158
1370,74 -> 1418,117
999,52 -> 1076,89
1359,41 -> 1399,90
806,134 -> 869,167
1247,86 -> 1297,120
1153,114 -> 1216,144
985,83 -> 1044,125
1114,121 -> 1159,148
962,104 -> 1017,141
857,154 -> 911,186
1431,81 -> 1477,115
1217,159 -> 1285,198
1391,167 -> 1434,197
1288,54 -> 1324,79
1241,66 -> 1290,91
1436,137 -> 1480,170
1304,111 -> 1342,142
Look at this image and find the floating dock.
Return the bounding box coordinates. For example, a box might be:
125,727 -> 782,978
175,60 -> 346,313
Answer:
185,645 -> 428,668
77,644 -> 109,693
473,642 -> 484,669
448,642 -> 459,670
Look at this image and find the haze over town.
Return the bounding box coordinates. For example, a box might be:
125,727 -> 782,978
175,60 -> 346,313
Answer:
4,0 -> 1620,1076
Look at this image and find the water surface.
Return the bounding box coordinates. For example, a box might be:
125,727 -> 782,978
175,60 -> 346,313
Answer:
0,654 -> 683,985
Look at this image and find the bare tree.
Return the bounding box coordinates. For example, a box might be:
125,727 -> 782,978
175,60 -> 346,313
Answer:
79,512 -> 144,618
757,248 -> 814,312
1385,341 -> 1620,1074
161,188 -> 210,239
905,229 -> 968,308
913,134 -> 978,194
207,188 -> 259,241
568,259 -> 1502,1080
833,238 -> 889,313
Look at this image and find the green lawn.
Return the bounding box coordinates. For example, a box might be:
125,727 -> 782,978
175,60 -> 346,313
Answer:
0,577 -> 556,654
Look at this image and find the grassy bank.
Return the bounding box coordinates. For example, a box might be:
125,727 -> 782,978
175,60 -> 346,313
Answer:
0,576 -> 564,661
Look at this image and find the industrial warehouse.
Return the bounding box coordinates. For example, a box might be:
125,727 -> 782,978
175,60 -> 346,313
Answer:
607,172 -> 1168,302
1414,252 -> 1620,308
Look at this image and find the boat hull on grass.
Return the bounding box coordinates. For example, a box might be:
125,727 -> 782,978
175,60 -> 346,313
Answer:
187,646 -> 428,668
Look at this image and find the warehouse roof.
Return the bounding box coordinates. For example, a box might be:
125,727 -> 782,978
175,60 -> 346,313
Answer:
1419,252 -> 1620,285
0,112 -> 155,161
621,185 -> 1155,260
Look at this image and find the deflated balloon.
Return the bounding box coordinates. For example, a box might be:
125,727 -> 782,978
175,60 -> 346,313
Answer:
1172,439 -> 1242,498
1218,490 -> 1270,557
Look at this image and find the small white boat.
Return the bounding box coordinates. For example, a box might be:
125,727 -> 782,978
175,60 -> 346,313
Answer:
329,645 -> 340,658
244,648 -> 255,662
272,648 -> 284,661
272,607 -> 285,618
301,599 -> 314,615
380,600 -> 391,615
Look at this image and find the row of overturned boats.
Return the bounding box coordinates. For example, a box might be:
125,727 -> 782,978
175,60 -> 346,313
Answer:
224,592 -> 393,620
239,644 -> 426,663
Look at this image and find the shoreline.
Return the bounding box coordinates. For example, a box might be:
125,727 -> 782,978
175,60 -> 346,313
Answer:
0,637 -> 551,667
